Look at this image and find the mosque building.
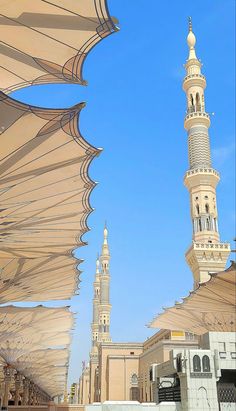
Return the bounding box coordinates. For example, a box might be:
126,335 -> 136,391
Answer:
78,20 -> 235,409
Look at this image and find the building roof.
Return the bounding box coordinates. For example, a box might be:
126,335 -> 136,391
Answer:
0,93 -> 99,302
0,306 -> 73,397
0,0 -> 118,94
149,262 -> 236,335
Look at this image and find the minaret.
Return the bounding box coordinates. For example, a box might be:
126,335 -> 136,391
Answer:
98,225 -> 112,342
89,227 -> 112,403
91,256 -> 100,356
183,18 -> 230,287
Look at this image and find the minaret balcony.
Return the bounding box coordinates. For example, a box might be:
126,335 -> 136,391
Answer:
184,111 -> 210,129
187,105 -> 204,114
183,73 -> 206,91
184,168 -> 220,190
188,242 -> 230,252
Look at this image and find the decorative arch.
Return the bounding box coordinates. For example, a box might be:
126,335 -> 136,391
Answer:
130,374 -> 139,401
196,92 -> 201,108
131,373 -> 138,385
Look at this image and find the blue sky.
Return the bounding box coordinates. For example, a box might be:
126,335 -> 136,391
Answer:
11,0 -> 235,387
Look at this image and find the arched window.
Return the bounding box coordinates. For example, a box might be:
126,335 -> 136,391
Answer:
193,355 -> 201,372
202,355 -> 210,372
206,218 -> 210,230
131,374 -> 138,385
176,355 -> 182,373
196,92 -> 201,110
196,204 -> 200,215
190,94 -> 194,106
199,219 -> 202,231
205,203 -> 209,213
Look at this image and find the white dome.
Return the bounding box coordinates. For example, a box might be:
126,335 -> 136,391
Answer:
187,30 -> 196,48
104,227 -> 108,238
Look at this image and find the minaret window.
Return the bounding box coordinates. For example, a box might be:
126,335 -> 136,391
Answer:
206,218 -> 210,230
190,94 -> 194,106
199,219 -> 202,231
196,92 -> 201,111
205,204 -> 209,213
196,204 -> 200,215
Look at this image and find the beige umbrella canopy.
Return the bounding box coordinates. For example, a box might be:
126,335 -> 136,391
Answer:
0,255 -> 81,304
149,262 -> 236,335
0,0 -> 118,93
0,93 -> 99,259
0,92 -> 100,301
0,306 -> 73,397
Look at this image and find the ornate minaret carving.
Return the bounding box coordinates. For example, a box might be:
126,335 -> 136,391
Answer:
183,18 -> 230,287
98,225 -> 112,342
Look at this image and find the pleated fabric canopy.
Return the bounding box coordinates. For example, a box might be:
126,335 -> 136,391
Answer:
0,0 -> 118,398
0,255 -> 81,304
149,262 -> 236,335
0,306 -> 73,397
0,0 -> 118,93
0,92 -> 100,302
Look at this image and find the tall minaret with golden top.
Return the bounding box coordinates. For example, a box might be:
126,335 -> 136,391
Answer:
183,18 -> 230,287
98,224 -> 112,342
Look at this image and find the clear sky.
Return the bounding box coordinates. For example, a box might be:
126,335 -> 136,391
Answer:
11,0 -> 235,387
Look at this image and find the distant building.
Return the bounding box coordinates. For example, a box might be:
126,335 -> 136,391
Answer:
69,382 -> 79,404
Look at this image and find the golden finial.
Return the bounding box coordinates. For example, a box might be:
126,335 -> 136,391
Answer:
187,16 -> 196,53
188,16 -> 192,32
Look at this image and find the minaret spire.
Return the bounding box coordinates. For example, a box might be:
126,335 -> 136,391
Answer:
101,223 -> 110,260
98,224 -> 112,342
183,20 -> 230,287
187,17 -> 197,60
188,16 -> 192,32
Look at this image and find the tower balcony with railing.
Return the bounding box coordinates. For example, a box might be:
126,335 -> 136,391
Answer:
184,109 -> 210,129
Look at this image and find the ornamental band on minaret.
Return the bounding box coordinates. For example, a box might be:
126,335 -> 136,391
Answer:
183,18 -> 230,287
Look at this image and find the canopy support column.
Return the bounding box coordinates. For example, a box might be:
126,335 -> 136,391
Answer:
28,382 -> 34,406
32,385 -> 37,406
2,366 -> 14,410
22,378 -> 30,405
14,372 -> 22,406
